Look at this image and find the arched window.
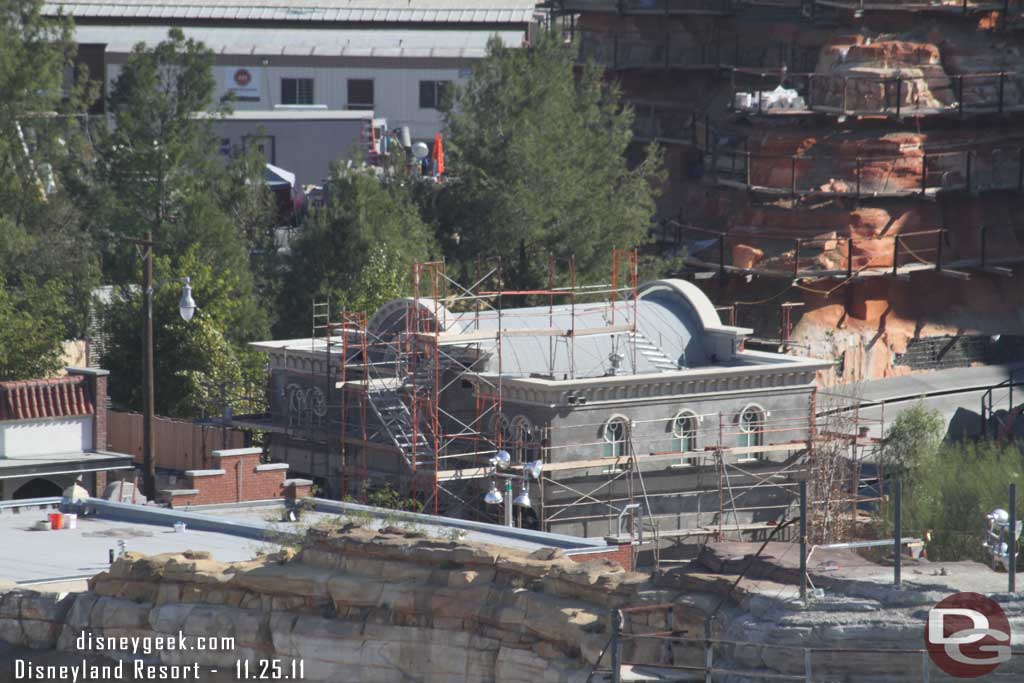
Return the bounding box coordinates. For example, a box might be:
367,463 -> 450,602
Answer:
672,411 -> 699,454
739,405 -> 765,455
603,418 -> 628,458
510,415 -> 533,463
493,413 -> 511,448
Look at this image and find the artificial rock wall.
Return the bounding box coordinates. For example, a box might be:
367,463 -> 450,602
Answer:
0,525 -> 648,682
7,528 -> 1024,682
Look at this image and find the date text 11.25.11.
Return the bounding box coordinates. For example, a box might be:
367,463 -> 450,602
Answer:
236,659 -> 305,679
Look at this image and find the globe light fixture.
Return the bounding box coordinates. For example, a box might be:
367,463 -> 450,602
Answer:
178,278 -> 196,321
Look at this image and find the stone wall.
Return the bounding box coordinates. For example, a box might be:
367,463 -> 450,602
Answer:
6,527 -> 1024,682
4,526 -> 649,682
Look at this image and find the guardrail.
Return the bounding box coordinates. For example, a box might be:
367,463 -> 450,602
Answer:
0,497 -> 63,512
729,68 -> 1024,119
575,30 -> 819,71
663,220 -> 1024,279
556,0 -> 738,13
706,144 -> 1024,197
591,609 -> 1024,683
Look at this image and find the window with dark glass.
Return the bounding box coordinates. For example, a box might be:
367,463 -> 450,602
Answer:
281,78 -> 314,105
347,79 -> 374,110
419,80 -> 452,109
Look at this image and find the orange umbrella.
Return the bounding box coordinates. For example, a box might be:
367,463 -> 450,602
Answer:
433,133 -> 445,176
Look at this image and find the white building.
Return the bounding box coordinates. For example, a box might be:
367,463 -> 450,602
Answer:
50,0 -> 542,139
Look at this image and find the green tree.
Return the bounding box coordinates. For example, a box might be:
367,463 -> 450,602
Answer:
0,0 -> 102,380
0,278 -> 68,380
900,440 -> 1024,563
101,249 -> 265,416
879,402 -> 945,480
276,165 -> 436,336
438,31 -> 664,287
0,0 -> 78,213
97,29 -> 272,414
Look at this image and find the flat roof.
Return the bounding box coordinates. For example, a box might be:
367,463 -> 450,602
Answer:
48,0 -> 539,25
0,497 -> 607,584
195,109 -> 375,121
0,451 -> 133,480
72,24 -> 526,57
0,503 -> 261,584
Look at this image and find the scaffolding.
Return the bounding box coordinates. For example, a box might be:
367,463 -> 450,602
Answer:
326,251 -> 644,519
312,252 -> 880,541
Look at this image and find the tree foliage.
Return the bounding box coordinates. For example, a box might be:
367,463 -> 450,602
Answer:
0,278 -> 68,380
97,30 -> 273,415
101,249 -> 265,416
880,403 -> 1024,562
0,0 -> 102,379
900,439 -> 1024,563
438,31 -> 664,287
276,165 -> 436,336
879,402 -> 945,480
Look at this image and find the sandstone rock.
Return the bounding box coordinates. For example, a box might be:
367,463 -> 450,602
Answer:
0,617 -> 25,645
733,244 -> 765,270
19,591 -> 75,623
231,563 -> 332,598
89,597 -> 150,630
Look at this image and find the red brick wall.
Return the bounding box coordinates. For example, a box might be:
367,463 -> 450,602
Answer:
67,367 -> 108,451
94,470 -> 108,497
567,544 -> 634,571
165,450 -> 302,507
93,372 -> 108,450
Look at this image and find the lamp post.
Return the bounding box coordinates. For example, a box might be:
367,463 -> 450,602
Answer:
138,230 -> 197,499
483,450 -> 543,527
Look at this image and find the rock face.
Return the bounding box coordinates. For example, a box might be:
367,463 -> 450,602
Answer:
5,528 -> 1024,682
2,527 -> 648,683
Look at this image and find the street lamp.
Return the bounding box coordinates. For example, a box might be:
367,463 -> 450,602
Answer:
136,231 -> 197,499
482,456 -> 543,527
178,279 -> 196,321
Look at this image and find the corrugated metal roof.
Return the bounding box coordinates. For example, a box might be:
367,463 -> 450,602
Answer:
72,24 -> 525,56
46,0 -> 539,24
0,375 -> 95,421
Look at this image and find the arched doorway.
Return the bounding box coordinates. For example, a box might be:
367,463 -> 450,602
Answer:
12,478 -> 63,499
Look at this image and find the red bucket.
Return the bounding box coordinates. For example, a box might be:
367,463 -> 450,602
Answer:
48,512 -> 63,530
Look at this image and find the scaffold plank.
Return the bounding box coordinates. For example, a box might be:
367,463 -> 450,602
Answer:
434,442 -> 809,481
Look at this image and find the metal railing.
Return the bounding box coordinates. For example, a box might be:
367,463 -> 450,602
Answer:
556,0 -> 738,13
706,143 -> 1024,197
665,220 -> 1024,279
729,68 -> 1024,118
595,613 -> 1024,682
811,0 -> 1013,14
575,30 -> 819,71
980,367 -> 1024,438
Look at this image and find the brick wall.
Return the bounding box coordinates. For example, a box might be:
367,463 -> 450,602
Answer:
67,367 -> 108,450
161,447 -> 312,508
566,543 -> 634,571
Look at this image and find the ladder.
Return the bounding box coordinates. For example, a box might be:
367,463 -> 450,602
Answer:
365,386 -> 432,472
630,331 -> 679,371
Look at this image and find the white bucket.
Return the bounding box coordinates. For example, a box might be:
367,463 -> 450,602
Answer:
63,513 -> 77,529
174,521 -> 187,533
